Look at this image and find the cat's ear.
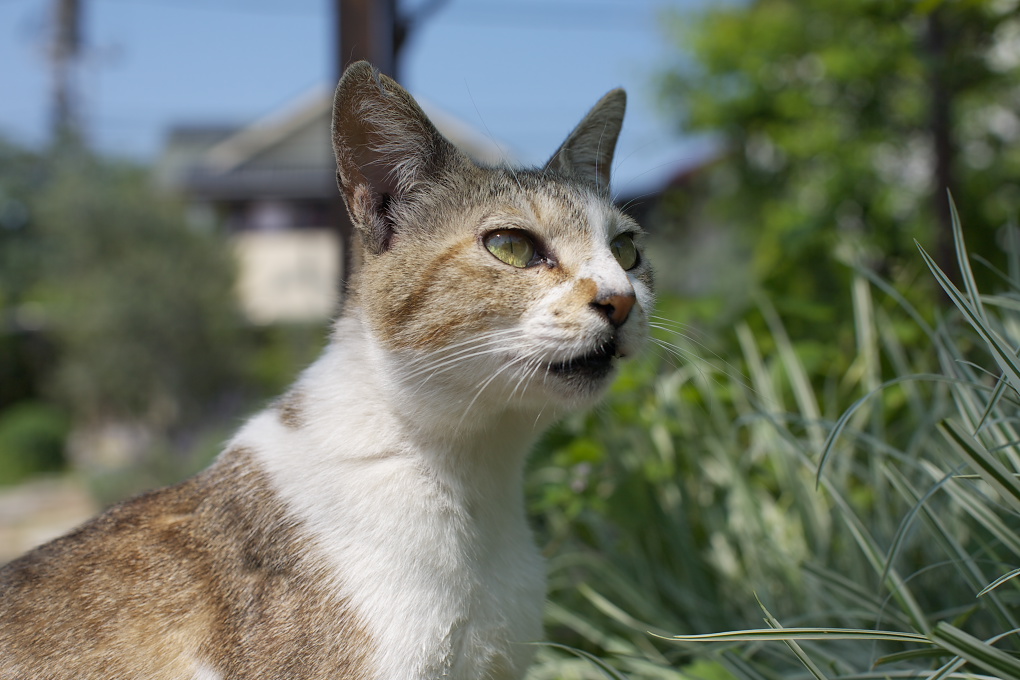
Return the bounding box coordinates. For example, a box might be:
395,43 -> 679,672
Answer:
545,89 -> 626,194
331,61 -> 465,254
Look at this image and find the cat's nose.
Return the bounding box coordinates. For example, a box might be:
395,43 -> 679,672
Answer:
591,292 -> 636,328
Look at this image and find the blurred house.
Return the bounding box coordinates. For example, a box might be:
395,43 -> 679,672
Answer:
156,88 -> 512,324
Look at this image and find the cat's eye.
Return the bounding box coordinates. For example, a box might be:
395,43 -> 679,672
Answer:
610,233 -> 639,270
484,230 -> 536,268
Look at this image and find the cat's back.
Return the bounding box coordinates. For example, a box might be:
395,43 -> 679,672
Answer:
0,447 -> 371,680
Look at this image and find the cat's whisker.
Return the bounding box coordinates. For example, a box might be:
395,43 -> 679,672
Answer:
650,338 -> 762,398
403,331 -> 525,383
508,355 -> 546,402
404,340 -> 513,382
648,320 -> 752,384
648,317 -> 702,337
406,338 -> 524,380
406,346 -> 520,398
404,328 -> 522,367
456,353 -> 535,431
655,334 -> 751,382
651,338 -> 700,367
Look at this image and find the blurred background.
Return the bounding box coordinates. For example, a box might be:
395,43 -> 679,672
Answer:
4,0 -> 1020,678
0,0 -> 716,544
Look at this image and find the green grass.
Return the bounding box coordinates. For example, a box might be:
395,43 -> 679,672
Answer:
528,200 -> 1020,679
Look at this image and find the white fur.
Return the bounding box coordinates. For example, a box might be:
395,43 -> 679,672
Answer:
190,662 -> 223,680
229,316 -> 547,680
523,194 -> 652,366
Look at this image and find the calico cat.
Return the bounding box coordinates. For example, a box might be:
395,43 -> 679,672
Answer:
0,61 -> 653,680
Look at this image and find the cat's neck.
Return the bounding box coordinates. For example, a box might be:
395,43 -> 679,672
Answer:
255,312 -> 552,503
227,313 -> 549,680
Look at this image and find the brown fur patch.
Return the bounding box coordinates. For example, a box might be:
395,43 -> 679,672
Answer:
277,390 -> 307,430
573,277 -> 599,304
550,277 -> 598,319
0,448 -> 374,679
365,232 -> 537,352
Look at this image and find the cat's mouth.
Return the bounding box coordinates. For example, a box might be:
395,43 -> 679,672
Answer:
547,340 -> 621,382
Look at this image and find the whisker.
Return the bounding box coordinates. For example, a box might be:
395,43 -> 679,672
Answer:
406,346 -> 517,397
456,352 -> 536,430
649,316 -> 704,337
405,340 -> 512,382
651,338 -> 761,398
649,322 -> 749,381
403,330 -> 523,382
404,328 -> 521,366
509,355 -> 545,402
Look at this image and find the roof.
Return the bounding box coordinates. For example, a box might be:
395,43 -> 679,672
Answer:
156,87 -> 514,201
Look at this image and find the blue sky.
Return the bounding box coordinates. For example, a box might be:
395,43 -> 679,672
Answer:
0,0 -> 722,196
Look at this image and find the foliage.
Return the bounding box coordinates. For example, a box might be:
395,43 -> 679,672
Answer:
572,1 -> 1020,675
0,141 -> 262,483
29,153 -> 246,429
0,402 -> 69,486
527,204 -> 1020,678
658,0 -> 1020,318
0,140 -> 54,410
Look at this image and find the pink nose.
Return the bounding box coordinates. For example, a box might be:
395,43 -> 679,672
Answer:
591,292 -> 636,327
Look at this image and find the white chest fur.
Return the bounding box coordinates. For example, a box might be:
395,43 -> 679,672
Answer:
230,320 -> 548,680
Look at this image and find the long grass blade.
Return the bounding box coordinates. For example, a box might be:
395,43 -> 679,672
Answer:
930,622 -> 1020,679
919,243 -> 1020,393
663,629 -> 930,644
939,418 -> 1020,514
978,568 -> 1020,598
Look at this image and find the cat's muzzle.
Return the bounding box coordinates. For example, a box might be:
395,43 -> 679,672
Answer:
547,338 -> 619,383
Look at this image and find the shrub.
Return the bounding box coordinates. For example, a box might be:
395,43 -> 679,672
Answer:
528,203 -> 1020,678
0,402 -> 69,486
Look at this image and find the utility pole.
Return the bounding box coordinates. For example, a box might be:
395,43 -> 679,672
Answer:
331,0 -> 398,289
51,0 -> 84,147
336,0 -> 397,80
331,0 -> 448,286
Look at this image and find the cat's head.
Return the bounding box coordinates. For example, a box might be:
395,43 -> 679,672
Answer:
331,62 -> 653,413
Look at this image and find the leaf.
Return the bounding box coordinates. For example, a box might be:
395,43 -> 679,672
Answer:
663,628 -> 930,644
918,241 -> 1020,395
978,568 -> 1020,598
930,622 -> 1020,679
939,419 -> 1020,515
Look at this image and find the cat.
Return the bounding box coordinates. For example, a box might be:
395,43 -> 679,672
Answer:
0,61 -> 653,680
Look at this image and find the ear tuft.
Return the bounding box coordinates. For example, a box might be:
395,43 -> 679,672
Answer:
331,61 -> 463,254
545,89 -> 626,194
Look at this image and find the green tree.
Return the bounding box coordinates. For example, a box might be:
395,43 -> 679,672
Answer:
0,141 -> 52,409
0,143 -> 249,480
660,0 -> 1020,313
30,154 -> 245,431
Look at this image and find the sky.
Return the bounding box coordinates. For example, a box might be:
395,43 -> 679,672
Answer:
0,0 -> 723,197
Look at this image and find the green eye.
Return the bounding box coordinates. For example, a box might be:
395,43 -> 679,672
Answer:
610,233 -> 639,270
484,230 -> 536,268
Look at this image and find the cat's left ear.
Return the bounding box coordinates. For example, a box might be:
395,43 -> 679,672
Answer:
331,61 -> 468,254
545,89 -> 626,194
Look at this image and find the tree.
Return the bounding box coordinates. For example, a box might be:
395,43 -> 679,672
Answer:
0,143 -> 249,477
660,0 -> 1020,314
31,154 -> 244,431
0,141 -> 52,409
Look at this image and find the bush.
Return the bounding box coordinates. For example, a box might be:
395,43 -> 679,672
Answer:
527,205 -> 1020,678
0,402 -> 69,486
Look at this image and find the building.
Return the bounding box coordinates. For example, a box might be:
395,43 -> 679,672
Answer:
156,88 -> 512,324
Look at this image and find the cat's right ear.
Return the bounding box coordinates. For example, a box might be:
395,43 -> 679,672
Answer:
331,61 -> 463,254
545,89 -> 626,195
